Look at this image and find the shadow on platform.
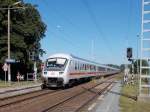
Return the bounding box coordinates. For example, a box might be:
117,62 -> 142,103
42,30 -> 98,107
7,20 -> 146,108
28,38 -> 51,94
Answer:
108,90 -> 137,101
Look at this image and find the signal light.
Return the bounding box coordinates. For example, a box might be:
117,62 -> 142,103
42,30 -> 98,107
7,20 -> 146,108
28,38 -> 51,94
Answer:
127,48 -> 132,59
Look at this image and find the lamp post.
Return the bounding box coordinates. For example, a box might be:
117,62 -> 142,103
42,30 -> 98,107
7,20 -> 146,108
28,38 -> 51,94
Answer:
8,7 -> 10,82
0,1 -> 24,83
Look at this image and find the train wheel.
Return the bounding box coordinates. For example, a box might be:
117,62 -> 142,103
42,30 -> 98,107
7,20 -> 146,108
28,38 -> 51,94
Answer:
41,84 -> 47,89
62,84 -> 69,89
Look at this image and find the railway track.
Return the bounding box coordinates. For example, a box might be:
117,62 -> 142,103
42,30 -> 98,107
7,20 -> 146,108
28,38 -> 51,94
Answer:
0,76 -> 116,112
0,89 -> 60,108
41,78 -> 114,112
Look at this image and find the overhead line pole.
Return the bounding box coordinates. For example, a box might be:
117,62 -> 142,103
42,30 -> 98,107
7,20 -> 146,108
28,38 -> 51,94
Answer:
7,7 -> 11,82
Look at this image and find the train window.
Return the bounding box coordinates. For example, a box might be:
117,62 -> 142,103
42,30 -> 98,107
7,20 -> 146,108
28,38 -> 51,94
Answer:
92,65 -> 95,71
83,64 -> 85,70
78,62 -> 80,70
80,64 -> 82,70
79,63 -> 81,70
57,58 -> 66,64
73,61 -> 75,69
46,58 -> 68,71
87,65 -> 90,70
98,67 -> 105,71
69,60 -> 72,65
92,65 -> 94,71
75,62 -> 77,70
86,65 -> 88,70
82,64 -> 84,70
90,65 -> 92,70
94,66 -> 96,71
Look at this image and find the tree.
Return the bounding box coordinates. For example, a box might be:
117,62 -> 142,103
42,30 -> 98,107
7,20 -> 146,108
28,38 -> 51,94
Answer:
133,59 -> 149,74
0,0 -> 46,76
120,64 -> 125,72
107,64 -> 120,69
0,0 -> 46,62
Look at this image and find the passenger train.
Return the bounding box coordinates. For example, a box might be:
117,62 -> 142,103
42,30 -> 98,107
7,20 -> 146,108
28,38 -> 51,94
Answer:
41,53 -> 120,89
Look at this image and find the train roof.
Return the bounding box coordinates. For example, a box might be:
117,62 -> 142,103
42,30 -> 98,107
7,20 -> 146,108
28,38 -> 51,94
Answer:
47,53 -> 120,70
48,53 -> 72,59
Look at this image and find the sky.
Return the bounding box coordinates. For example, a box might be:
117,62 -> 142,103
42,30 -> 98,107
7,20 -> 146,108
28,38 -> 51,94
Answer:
24,0 -> 141,65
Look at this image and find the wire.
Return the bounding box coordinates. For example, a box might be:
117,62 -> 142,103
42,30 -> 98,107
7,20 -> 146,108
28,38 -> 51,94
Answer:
42,0 -> 83,49
81,0 -> 114,54
47,28 -> 82,50
124,0 -> 134,47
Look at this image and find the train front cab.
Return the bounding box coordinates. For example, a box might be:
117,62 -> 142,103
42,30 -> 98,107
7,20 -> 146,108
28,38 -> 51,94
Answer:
41,57 -> 69,89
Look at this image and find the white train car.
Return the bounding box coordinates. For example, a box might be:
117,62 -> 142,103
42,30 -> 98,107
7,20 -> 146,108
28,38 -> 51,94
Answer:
41,53 -> 120,88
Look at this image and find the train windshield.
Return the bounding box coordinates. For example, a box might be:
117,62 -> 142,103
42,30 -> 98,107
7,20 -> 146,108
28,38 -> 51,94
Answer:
46,58 -> 68,71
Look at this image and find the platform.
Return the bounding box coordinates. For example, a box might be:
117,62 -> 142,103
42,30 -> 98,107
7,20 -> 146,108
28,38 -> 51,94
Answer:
87,81 -> 121,112
0,82 -> 41,98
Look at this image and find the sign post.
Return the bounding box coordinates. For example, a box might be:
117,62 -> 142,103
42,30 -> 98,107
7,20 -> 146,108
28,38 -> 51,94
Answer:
34,61 -> 37,82
5,58 -> 16,83
2,63 -> 8,84
5,71 -> 6,84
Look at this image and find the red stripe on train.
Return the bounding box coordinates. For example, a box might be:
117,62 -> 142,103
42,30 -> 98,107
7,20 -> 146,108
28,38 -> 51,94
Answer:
69,71 -> 105,75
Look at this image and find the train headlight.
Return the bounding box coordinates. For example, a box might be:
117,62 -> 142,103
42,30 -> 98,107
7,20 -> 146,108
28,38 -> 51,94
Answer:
44,72 -> 47,75
59,72 -> 64,75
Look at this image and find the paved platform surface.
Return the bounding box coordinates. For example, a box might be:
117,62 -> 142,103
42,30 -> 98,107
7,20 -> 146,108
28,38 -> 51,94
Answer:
87,81 -> 121,112
0,83 -> 41,98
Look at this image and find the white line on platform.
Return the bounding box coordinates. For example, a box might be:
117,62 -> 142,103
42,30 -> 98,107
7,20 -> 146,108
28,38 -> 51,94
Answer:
88,103 -> 97,111
98,94 -> 104,100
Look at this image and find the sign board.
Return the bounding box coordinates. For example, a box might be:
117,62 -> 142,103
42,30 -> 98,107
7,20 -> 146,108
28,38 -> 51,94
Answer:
5,59 -> 16,63
34,62 -> 37,72
34,67 -> 37,72
2,63 -> 8,71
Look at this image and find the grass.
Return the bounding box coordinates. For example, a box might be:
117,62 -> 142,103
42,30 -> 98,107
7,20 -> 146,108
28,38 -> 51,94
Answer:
0,80 -> 41,88
119,84 -> 150,112
115,72 -> 124,80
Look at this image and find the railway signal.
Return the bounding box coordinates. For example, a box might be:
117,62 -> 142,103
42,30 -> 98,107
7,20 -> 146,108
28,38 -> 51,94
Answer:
127,48 -> 132,61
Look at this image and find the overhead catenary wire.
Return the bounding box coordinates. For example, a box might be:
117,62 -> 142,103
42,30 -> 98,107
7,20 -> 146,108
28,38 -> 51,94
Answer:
81,0 -> 114,54
22,1 -> 82,54
124,0 -> 134,47
46,27 -> 82,51
42,0 -> 84,49
42,0 -> 113,62
123,0 -> 134,65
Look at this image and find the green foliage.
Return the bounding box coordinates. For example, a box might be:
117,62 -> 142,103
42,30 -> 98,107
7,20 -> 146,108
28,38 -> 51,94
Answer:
120,64 -> 125,72
133,59 -> 149,74
107,64 -> 120,69
0,0 -> 46,65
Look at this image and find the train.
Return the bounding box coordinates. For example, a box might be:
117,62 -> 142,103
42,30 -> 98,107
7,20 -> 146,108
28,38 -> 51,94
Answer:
41,53 -> 120,89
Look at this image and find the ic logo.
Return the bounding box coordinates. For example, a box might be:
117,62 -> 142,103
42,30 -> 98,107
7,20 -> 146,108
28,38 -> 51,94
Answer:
51,72 -> 55,75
